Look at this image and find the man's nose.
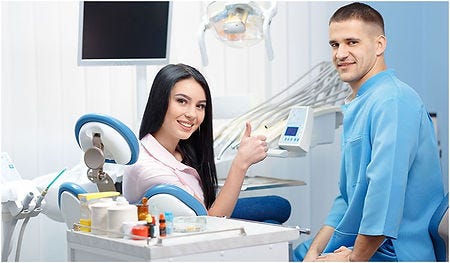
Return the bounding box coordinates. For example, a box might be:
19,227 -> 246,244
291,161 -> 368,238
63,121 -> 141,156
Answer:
336,45 -> 349,59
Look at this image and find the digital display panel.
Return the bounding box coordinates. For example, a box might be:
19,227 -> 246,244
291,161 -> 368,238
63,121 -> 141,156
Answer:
284,127 -> 298,136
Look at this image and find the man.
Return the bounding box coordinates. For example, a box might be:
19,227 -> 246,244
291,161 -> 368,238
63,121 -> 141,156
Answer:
293,2 -> 445,261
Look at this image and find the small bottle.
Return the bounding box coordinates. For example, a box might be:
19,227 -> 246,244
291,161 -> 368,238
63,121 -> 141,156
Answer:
137,197 -> 148,221
164,212 -> 173,235
79,195 -> 91,232
159,213 -> 166,237
152,215 -> 158,237
146,214 -> 154,238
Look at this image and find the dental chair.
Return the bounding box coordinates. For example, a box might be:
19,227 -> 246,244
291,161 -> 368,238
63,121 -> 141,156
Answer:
429,193 -> 448,262
141,184 -> 291,223
58,113 -> 139,228
59,113 -> 291,230
143,184 -> 208,216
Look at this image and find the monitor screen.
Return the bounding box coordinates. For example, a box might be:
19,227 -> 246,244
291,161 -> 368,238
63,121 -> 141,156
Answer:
78,1 -> 172,66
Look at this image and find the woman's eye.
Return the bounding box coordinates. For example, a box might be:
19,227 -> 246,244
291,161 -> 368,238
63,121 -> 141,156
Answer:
197,104 -> 206,110
176,98 -> 187,104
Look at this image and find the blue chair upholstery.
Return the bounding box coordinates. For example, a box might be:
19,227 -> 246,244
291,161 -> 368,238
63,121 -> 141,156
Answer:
58,182 -> 88,208
142,184 -> 291,224
74,113 -> 139,165
429,193 -> 448,262
232,195 -> 291,224
58,182 -> 88,228
142,185 -> 208,216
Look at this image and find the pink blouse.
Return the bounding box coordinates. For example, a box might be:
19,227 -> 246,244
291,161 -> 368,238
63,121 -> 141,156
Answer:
123,134 -> 204,205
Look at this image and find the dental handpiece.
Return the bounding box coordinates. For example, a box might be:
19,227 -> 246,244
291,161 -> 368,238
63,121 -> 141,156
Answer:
21,192 -> 34,211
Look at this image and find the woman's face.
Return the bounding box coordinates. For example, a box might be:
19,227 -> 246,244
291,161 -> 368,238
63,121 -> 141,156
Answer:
156,78 -> 207,145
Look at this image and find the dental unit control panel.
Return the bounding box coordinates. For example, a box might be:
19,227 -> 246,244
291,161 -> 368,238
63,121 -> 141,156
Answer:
278,106 -> 313,153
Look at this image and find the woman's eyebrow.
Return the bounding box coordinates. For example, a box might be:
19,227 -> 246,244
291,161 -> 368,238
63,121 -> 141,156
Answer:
175,93 -> 207,104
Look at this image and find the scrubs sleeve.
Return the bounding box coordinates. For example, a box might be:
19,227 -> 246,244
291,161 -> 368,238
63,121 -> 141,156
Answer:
360,97 -> 420,238
325,194 -> 348,228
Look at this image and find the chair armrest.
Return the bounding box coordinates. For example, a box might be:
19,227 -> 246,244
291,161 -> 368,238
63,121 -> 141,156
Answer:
142,185 -> 207,216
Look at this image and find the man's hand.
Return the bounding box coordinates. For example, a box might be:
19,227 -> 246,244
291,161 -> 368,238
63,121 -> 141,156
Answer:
314,246 -> 352,262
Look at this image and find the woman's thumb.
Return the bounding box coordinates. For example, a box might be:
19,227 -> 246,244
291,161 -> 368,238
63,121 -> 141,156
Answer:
243,122 -> 252,137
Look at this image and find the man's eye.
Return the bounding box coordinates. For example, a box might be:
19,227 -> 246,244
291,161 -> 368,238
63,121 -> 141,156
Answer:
330,43 -> 338,48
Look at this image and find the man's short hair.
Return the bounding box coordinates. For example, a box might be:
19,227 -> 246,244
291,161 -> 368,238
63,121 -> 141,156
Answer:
329,2 -> 385,34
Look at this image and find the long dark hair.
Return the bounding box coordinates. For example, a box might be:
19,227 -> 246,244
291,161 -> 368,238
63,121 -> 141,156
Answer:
139,63 -> 217,209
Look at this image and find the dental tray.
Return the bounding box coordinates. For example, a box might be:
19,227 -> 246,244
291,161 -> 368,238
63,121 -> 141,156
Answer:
173,216 -> 206,233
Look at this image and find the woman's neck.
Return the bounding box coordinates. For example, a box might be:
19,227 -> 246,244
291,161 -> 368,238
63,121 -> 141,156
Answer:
152,132 -> 181,160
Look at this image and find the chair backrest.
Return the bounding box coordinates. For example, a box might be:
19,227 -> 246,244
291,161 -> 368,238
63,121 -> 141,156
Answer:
429,193 -> 449,262
142,184 -> 208,216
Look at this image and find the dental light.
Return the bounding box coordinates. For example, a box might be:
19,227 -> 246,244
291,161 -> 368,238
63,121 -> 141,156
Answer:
198,1 -> 277,66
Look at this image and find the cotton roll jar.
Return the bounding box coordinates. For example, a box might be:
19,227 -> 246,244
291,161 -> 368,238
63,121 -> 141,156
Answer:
107,197 -> 138,238
90,198 -> 115,235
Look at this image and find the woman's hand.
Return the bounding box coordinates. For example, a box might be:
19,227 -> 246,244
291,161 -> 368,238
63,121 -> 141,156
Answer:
210,122 -> 268,217
234,122 -> 268,169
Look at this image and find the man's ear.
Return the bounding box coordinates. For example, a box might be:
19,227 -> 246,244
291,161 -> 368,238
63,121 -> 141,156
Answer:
376,35 -> 387,56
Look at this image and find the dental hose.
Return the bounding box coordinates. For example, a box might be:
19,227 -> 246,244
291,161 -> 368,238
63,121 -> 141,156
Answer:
35,167 -> 67,209
14,168 -> 67,262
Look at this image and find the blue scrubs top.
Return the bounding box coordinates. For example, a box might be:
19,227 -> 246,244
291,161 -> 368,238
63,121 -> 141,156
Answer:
324,69 -> 444,261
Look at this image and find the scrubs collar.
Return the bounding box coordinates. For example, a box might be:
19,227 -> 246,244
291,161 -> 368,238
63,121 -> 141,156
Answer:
355,69 -> 395,100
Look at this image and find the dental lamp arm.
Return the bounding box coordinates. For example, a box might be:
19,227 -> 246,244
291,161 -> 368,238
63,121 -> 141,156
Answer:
263,2 -> 277,61
198,18 -> 209,66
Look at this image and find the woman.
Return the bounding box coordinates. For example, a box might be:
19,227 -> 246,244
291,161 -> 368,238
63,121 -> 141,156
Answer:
123,63 -> 268,217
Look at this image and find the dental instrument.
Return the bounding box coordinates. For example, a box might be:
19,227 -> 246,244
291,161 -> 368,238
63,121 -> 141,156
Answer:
214,61 -> 351,160
1,164 -> 67,262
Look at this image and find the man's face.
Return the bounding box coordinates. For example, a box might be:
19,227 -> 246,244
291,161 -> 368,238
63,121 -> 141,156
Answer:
329,19 -> 383,90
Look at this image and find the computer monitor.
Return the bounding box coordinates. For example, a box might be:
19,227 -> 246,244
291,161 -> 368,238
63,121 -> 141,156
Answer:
78,1 -> 172,66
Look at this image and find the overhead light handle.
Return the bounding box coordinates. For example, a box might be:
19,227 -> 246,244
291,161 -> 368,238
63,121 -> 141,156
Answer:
198,17 -> 209,66
263,1 -> 277,61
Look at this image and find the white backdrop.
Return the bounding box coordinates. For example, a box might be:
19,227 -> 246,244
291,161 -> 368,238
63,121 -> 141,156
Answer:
2,1 -> 343,261
2,1 -> 339,180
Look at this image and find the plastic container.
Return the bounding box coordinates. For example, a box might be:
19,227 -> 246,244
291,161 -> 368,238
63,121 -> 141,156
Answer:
78,191 -> 120,232
131,225 -> 148,240
173,216 -> 206,233
107,197 -> 138,238
137,197 -> 149,221
90,198 -> 115,235
164,212 -> 173,235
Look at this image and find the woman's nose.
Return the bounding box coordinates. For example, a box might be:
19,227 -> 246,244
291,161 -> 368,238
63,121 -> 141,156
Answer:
184,106 -> 197,119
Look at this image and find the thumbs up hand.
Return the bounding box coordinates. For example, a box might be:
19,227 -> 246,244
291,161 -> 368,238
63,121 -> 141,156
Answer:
235,122 -> 268,169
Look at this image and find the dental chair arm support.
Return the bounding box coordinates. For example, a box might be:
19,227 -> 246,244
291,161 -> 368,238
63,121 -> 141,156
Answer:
142,184 -> 208,216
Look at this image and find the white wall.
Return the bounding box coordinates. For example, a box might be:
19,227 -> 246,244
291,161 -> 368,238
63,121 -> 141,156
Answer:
1,1 -> 345,261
